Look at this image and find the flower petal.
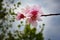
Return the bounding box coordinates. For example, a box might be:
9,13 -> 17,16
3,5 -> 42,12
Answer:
31,21 -> 37,27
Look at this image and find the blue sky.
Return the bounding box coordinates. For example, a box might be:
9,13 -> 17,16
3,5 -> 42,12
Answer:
4,0 -> 60,40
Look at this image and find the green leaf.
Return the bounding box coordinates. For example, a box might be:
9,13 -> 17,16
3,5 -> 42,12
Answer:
42,24 -> 45,27
24,24 -> 31,34
6,27 -> 8,30
20,21 -> 23,24
17,2 -> 21,5
14,4 -> 16,6
18,25 -> 21,28
17,2 -> 21,7
31,28 -> 36,34
10,12 -> 16,15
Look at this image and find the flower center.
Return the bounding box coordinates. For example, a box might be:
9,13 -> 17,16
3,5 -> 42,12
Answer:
30,10 -> 38,20
20,14 -> 25,19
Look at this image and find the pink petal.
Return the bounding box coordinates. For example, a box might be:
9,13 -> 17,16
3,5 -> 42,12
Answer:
27,18 -> 37,27
31,21 -> 37,27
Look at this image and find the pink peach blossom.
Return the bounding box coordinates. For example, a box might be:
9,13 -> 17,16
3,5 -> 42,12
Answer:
25,5 -> 44,27
16,5 -> 44,27
16,13 -> 25,20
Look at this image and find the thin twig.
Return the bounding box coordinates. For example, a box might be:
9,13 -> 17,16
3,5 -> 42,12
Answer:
41,13 -> 60,16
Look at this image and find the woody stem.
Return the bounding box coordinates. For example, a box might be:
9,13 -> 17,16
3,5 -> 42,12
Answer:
41,13 -> 60,16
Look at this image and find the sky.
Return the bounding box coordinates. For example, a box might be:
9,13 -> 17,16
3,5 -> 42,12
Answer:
4,0 -> 60,40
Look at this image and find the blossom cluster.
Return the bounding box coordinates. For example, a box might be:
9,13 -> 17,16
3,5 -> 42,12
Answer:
16,5 -> 43,27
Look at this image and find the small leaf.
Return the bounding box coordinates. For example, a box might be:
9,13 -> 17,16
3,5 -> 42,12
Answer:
12,19 -> 15,22
10,12 -> 16,15
6,27 -> 8,30
43,24 -> 45,27
18,25 -> 21,28
17,2 -> 21,5
14,4 -> 16,6
17,2 -> 21,7
20,21 -> 23,24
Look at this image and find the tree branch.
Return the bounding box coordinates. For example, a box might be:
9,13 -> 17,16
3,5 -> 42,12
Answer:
41,13 -> 60,16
